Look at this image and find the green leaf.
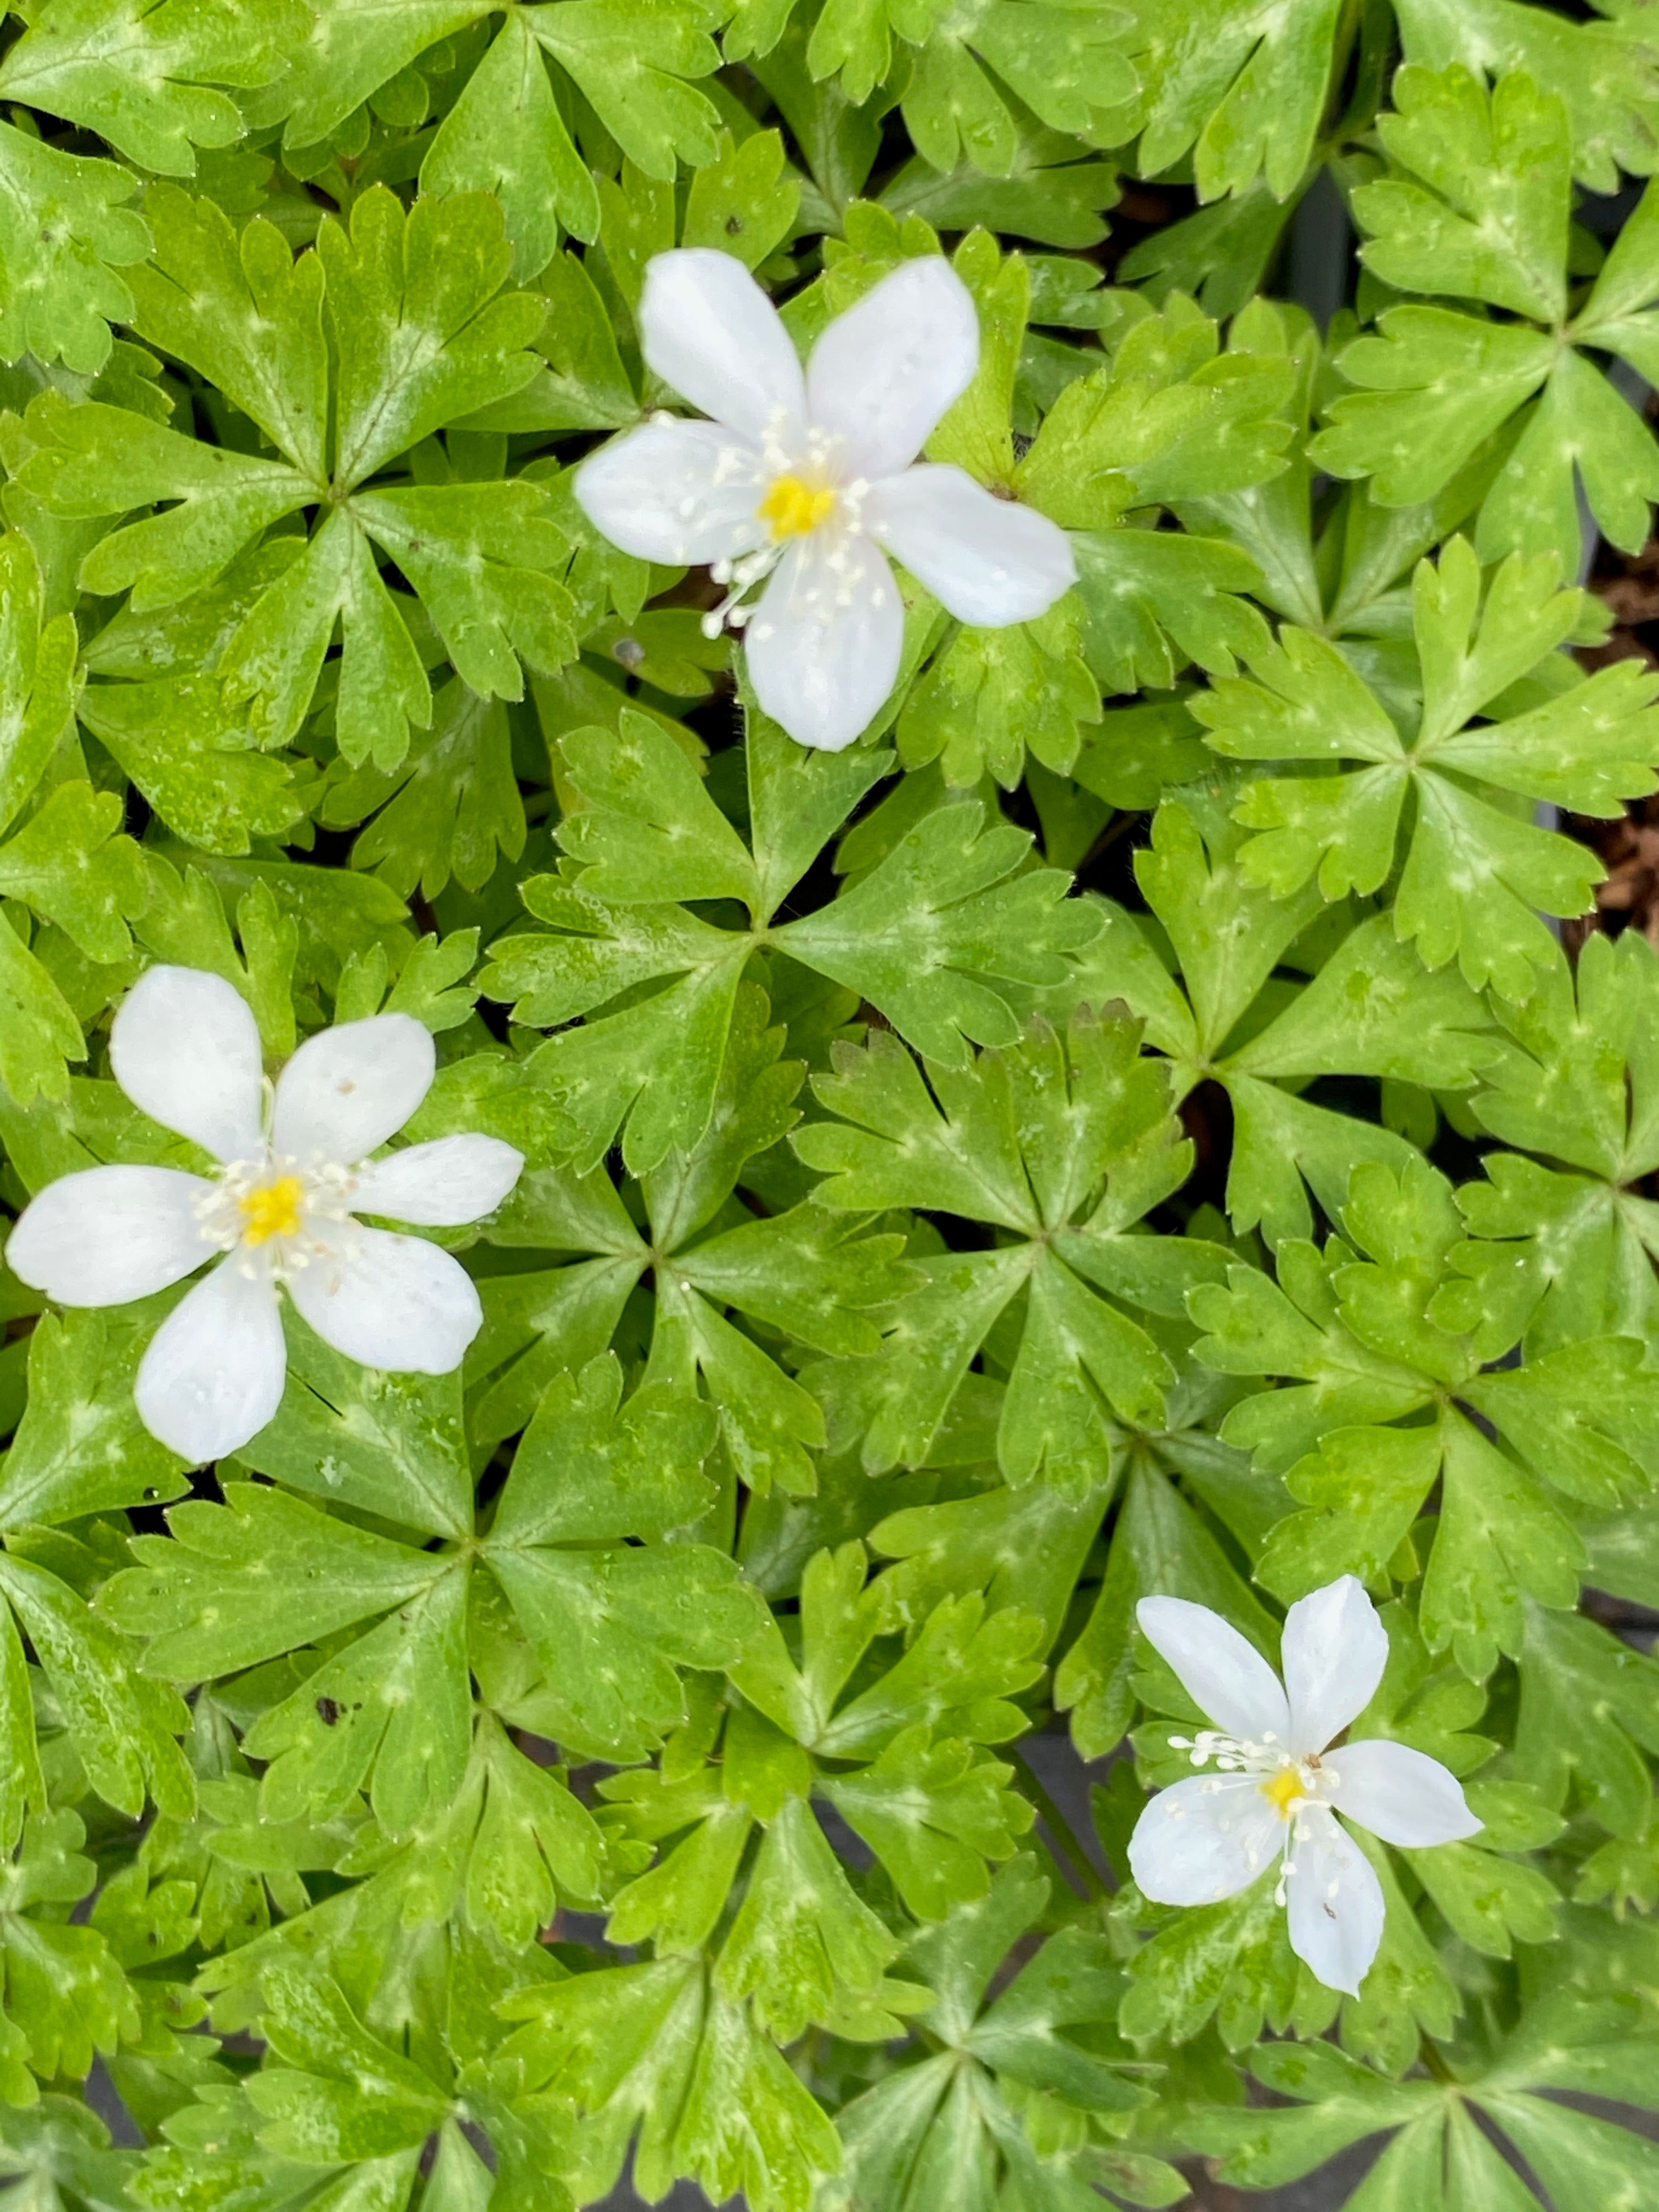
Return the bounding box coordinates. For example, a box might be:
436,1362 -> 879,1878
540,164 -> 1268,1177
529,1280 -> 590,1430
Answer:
1056,1446 -> 1277,1757
0,124 -> 148,376
831,1857 -> 1171,2211
0,911 -> 84,1108
0,1813 -> 139,2102
0,0 -> 308,174
0,781 -> 150,966
896,0 -> 1138,182
1070,526 -> 1268,697
1354,66 -> 1568,321
321,676 -> 525,901
682,127 -> 802,270
713,1793 -> 902,2040
98,1482 -> 447,1678
487,1542 -> 760,1763
241,1565 -> 472,1836
1196,1988 -> 1659,2209
526,1 -> 720,182
796,1009 -> 1194,1483
897,594 -> 1103,788
558,709 -> 761,909
77,674 -> 314,855
421,14 -> 591,279
820,1724 -> 1034,1921
123,182 -> 329,476
1015,298 -> 1297,532
0,535 -> 77,842
500,1958 -> 839,2212
234,1313 -> 473,1540
0,1311 -> 187,1534
1395,0 -> 1659,194
1200,539 -> 1659,996
1517,1607 -> 1659,1839
1121,0 -> 1345,201
1313,67 -> 1659,572
0,1554 -> 191,1825
250,1964 -> 449,2160
774,800 -> 1101,1065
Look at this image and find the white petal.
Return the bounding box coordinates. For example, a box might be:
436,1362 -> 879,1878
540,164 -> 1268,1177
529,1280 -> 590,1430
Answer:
352,1136 -> 524,1227
1283,1807 -> 1385,1997
1325,1740 -> 1483,1848
1280,1576 -> 1390,1755
134,1259 -> 287,1464
110,966 -> 265,1163
5,1167 -> 213,1306
271,1016 -> 435,1167
744,532 -> 904,752
862,465 -> 1076,627
1128,1776 -> 1283,1906
574,420 -> 770,567
639,248 -> 805,443
287,1223 -> 482,1374
805,258 -> 979,480
1136,1596 -> 1291,1747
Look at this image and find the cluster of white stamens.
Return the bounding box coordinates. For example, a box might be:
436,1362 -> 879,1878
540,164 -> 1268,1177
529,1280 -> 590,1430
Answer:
1165,1729 -> 1347,1908
192,1156 -> 361,1279
689,407 -> 881,645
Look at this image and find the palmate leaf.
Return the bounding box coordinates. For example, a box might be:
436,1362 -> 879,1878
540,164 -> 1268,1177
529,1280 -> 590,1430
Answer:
828,1856 -> 1181,2212
1189,1153 -> 1659,1679
0,536 -> 102,1108
319,674 -> 526,903
1055,1425 -> 1280,1759
103,1358 -> 755,1799
472,980 -> 909,1475
890,0 -> 1139,180
18,185 -> 573,771
1194,537 -> 1659,998
1311,66 -> 1659,574
481,714 -> 1099,1173
259,0 -> 719,189
1192,1984 -> 1659,2211
1043,793 -> 1499,1244
498,1956 -> 840,2212
795,1007 -> 1227,1487
602,1543 -> 1041,1959
0,0 -> 307,174
0,2097 -> 142,2208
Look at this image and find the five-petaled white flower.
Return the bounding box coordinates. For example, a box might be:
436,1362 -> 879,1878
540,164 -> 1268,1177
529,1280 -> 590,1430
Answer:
1128,1576 -> 1481,1995
575,247 -> 1076,752
4,966 -> 523,1466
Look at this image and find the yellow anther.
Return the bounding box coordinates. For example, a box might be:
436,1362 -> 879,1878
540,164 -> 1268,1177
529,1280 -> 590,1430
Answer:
238,1175 -> 304,1246
758,473 -> 836,540
1261,1766 -> 1304,1819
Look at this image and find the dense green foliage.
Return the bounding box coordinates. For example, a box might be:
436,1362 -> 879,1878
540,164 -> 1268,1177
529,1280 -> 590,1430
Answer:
3,1 -> 1659,2207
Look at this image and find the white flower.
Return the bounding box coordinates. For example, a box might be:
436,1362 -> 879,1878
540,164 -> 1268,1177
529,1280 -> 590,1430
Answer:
3,966 -> 523,1466
1127,1576 -> 1481,1995
575,246 -> 1076,752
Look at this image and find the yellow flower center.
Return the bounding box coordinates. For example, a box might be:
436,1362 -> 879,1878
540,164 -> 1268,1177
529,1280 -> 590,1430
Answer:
758,473 -> 836,540
238,1175 -> 304,1246
1261,1765 -> 1305,1820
